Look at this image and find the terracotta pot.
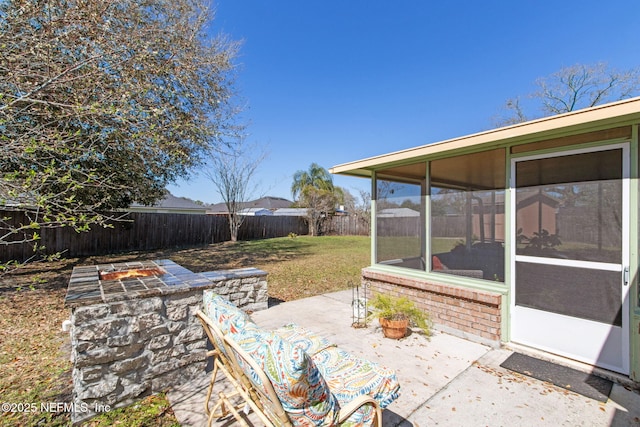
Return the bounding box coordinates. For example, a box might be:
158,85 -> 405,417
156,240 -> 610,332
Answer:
379,317 -> 409,339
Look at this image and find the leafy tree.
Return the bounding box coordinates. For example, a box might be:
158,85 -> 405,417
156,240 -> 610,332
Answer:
0,0 -> 240,268
203,141 -> 266,242
494,62 -> 640,126
299,186 -> 339,236
291,163 -> 343,236
400,199 -> 421,212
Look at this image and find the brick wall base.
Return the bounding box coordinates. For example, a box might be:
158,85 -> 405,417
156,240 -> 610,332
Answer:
363,268 -> 502,346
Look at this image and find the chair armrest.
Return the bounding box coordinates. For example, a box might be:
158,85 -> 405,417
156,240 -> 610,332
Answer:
336,394 -> 382,427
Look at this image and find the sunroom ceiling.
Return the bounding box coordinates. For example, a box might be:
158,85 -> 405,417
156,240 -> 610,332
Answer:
430,149 -> 505,190
376,150 -> 505,190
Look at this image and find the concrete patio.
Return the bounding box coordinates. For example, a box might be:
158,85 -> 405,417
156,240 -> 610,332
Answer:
168,290 -> 640,426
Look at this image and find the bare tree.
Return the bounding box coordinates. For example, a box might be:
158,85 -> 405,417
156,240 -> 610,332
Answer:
204,142 -> 266,242
495,97 -> 528,126
0,0 -> 240,268
340,188 -> 371,235
494,62 -> 640,126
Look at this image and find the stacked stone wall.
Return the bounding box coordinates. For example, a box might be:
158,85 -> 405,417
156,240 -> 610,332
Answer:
69,268 -> 267,424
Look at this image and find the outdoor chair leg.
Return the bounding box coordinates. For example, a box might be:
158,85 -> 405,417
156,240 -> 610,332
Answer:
204,357 -> 242,424
207,402 -> 219,427
218,391 -> 251,427
203,358 -> 260,426
204,358 -> 219,417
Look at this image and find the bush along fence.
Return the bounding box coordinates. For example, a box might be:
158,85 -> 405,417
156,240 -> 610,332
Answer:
0,210 -> 309,262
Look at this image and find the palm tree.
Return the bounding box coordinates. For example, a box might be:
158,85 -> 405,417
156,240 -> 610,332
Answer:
291,163 -> 335,202
291,163 -> 345,236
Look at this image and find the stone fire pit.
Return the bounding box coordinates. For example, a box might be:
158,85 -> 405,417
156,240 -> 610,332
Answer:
64,259 -> 267,424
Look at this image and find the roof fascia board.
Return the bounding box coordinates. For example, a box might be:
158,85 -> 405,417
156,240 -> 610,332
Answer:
330,97 -> 640,178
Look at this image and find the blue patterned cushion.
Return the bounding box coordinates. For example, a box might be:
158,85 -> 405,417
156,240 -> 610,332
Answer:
202,291 -> 258,335
232,329 -> 339,426
312,347 -> 400,426
341,404 -> 377,427
273,323 -> 336,356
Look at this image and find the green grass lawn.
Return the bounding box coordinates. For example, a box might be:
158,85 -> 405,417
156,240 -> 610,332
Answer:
431,237 -> 463,254
0,235 -> 371,426
235,235 -> 371,301
373,236 -> 465,265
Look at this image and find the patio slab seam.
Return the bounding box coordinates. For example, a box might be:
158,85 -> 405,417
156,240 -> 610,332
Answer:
405,350 -> 493,422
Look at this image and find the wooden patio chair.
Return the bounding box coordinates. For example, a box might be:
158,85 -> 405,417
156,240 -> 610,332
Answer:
221,328 -> 384,427
196,308 -> 387,426
195,309 -> 265,426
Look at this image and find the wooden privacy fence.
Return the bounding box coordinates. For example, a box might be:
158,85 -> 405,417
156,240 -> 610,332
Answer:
326,215 -> 370,236
237,215 -> 309,240
0,210 -> 308,262
376,217 -> 420,237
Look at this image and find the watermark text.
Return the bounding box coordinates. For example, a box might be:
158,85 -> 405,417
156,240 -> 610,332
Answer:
1,401 -> 111,414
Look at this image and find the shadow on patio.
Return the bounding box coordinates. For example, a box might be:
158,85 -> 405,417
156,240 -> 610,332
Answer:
168,290 -> 640,426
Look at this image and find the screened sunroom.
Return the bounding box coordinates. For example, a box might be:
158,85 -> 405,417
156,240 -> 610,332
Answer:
375,149 -> 506,281
331,97 -> 640,381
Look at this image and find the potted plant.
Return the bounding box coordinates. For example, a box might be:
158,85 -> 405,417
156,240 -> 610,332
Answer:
516,228 -> 564,257
367,293 -> 431,339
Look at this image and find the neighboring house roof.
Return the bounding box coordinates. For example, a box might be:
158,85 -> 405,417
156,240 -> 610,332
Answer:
377,208 -> 420,217
238,207 -> 273,216
273,208 -> 308,217
129,193 -> 208,214
207,202 -> 228,214
208,196 -> 294,215
247,196 -> 293,210
516,191 -> 560,210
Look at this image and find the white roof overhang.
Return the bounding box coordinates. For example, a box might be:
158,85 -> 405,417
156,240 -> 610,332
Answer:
330,97 -> 640,178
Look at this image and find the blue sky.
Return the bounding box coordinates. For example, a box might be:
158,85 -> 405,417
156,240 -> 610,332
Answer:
167,0 -> 640,204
